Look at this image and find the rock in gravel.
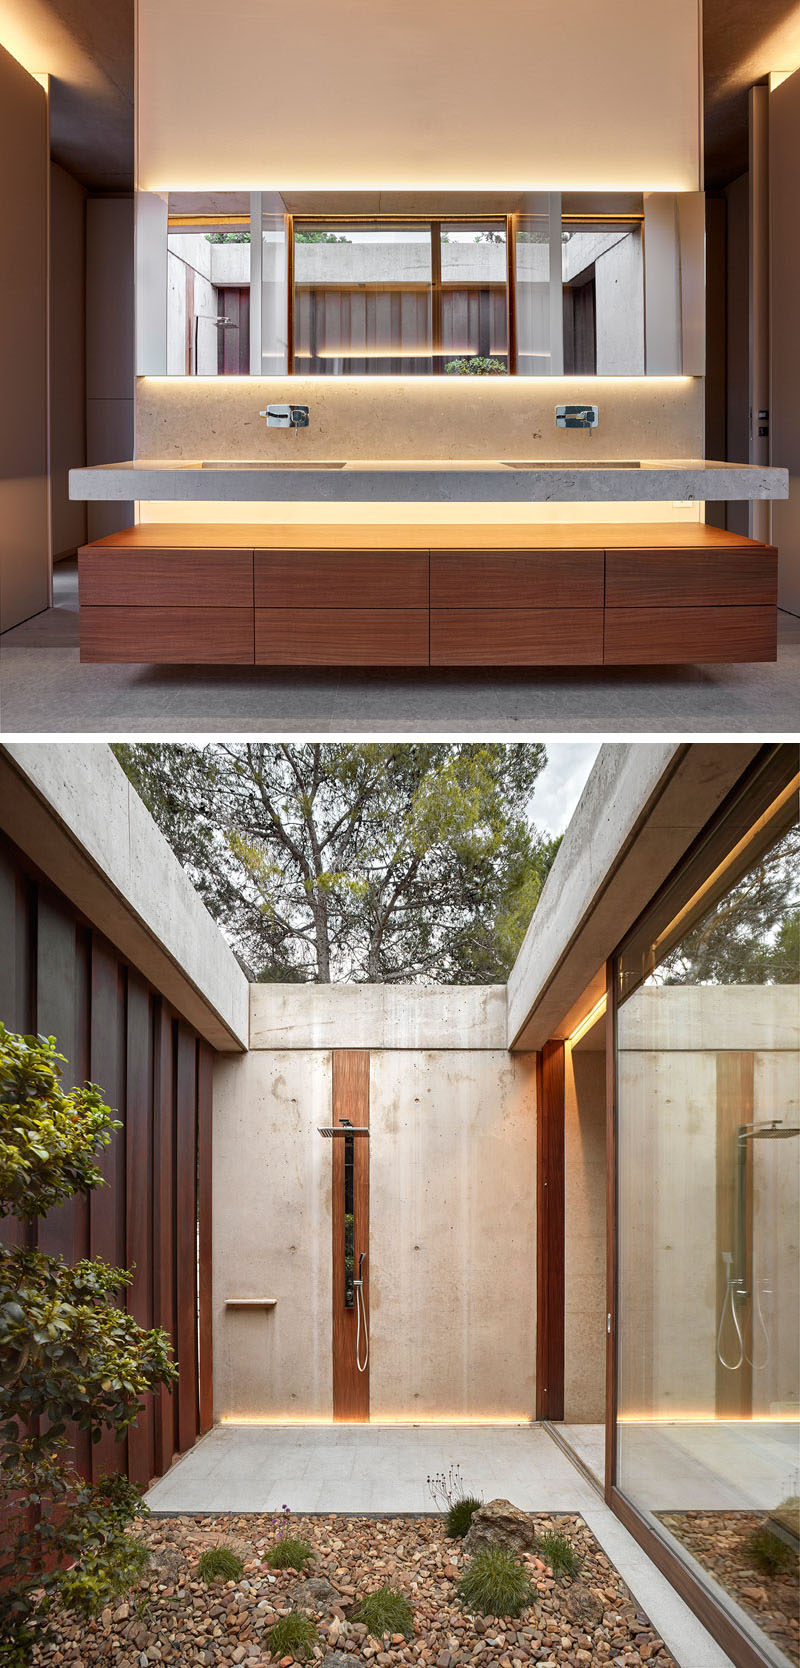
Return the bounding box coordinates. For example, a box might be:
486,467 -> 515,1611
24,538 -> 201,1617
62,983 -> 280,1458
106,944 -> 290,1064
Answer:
562,1582 -> 605,1626
289,1576 -> 341,1613
463,1500 -> 540,1554
321,1655 -> 362,1668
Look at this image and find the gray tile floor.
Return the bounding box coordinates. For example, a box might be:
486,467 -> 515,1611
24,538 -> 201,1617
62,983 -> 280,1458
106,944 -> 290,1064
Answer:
2,561 -> 799,734
145,1423 -> 734,1667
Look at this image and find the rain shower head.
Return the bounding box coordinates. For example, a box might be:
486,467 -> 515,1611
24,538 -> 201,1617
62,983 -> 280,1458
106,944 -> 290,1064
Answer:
317,1121 -> 369,1138
739,1119 -> 800,1141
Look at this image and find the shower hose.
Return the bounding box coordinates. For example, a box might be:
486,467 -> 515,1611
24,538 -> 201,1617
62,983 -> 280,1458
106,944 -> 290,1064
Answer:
355,1279 -> 369,1373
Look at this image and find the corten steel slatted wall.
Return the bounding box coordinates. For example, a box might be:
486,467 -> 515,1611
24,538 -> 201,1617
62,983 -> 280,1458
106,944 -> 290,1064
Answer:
0,829 -> 214,1488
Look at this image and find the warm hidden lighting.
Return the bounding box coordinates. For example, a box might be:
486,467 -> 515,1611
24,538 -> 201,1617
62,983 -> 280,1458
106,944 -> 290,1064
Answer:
568,995 -> 607,1045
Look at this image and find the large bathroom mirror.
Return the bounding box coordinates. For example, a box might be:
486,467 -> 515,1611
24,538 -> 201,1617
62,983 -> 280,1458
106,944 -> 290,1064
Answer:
136,190 -> 704,378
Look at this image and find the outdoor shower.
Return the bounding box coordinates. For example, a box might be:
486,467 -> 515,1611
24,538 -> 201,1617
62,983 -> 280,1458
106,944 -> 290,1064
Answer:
716,1119 -> 800,1372
318,1118 -> 370,1374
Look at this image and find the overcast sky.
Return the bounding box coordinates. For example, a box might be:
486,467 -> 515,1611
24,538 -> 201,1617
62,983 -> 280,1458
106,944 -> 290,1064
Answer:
528,742 -> 601,837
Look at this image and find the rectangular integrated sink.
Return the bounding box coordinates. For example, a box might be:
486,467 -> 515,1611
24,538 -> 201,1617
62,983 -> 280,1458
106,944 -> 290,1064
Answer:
200,459 -> 347,469
502,459 -> 641,469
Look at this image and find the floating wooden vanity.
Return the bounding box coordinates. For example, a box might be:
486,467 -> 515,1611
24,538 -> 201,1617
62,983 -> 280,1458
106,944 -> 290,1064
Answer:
77,522 -> 778,667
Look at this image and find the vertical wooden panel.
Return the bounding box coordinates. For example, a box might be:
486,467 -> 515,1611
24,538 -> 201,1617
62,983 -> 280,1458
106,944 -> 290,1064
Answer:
536,1039 -> 565,1420
715,1052 -> 754,1416
332,1051 -> 370,1422
604,958 -> 618,1505
89,937 -> 126,1481
125,973 -> 155,1487
197,1041 -> 214,1434
175,1023 -> 199,1453
152,1002 -> 177,1475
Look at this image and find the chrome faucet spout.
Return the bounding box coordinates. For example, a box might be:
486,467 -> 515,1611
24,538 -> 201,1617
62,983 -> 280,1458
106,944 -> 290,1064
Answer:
259,404 -> 310,431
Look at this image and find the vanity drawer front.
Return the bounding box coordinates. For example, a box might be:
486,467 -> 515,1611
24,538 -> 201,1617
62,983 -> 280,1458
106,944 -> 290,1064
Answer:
605,546 -> 778,608
604,606 -> 777,664
430,550 -> 603,608
255,608 -> 429,665
430,608 -> 603,665
79,548 -> 253,607
80,607 -> 254,663
254,550 -> 428,608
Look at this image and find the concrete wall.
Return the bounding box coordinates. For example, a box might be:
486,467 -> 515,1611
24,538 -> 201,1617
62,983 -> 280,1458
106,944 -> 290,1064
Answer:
0,46 -> 50,631
50,162 -> 87,560
564,1043 -> 606,1423
137,0 -> 701,192
212,985 -> 537,1421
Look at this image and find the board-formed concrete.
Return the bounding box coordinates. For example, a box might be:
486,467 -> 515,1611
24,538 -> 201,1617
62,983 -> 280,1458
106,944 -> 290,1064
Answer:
0,744 -> 249,1049
249,983 -> 507,1051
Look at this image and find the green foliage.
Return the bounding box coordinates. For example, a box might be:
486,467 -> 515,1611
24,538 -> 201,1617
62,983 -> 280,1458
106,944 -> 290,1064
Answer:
0,1025 -> 119,1219
661,823 -> 799,986
538,1530 -> 582,1579
205,231 -> 250,243
112,743 -> 554,985
267,1611 -> 321,1659
747,1525 -> 795,1579
353,1586 -> 414,1639
445,356 -> 508,375
265,1535 -> 314,1570
0,1023 -> 177,1665
457,1545 -> 535,1618
198,1544 -> 244,1584
295,229 -> 350,243
446,1496 -> 483,1539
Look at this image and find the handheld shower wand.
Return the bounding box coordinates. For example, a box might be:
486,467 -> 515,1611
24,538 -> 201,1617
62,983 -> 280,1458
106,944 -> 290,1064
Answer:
354,1250 -> 369,1373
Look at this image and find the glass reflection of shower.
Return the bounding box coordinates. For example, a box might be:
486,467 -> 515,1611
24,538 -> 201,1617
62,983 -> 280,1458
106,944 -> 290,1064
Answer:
717,1119 -> 800,1372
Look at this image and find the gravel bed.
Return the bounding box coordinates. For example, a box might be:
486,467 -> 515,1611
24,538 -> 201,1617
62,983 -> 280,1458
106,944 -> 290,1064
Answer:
657,1509 -> 799,1667
31,1511 -> 678,1668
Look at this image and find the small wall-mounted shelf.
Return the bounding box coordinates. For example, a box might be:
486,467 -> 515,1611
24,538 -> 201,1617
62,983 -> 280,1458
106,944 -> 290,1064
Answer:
225,1297 -> 278,1309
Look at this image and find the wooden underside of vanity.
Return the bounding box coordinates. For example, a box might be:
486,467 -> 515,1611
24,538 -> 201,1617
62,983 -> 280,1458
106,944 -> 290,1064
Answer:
78,522 -> 778,667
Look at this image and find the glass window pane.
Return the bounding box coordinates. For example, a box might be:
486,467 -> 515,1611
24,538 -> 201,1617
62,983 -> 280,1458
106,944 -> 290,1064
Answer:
615,805 -> 800,1668
167,211 -> 251,376
293,221 -> 433,374
440,222 -> 508,375
514,192 -> 562,376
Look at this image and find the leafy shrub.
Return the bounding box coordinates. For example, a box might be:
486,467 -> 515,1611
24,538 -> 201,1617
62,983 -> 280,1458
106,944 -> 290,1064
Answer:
267,1611 -> 320,1660
198,1544 -> 244,1584
446,1495 -> 483,1539
445,356 -> 509,375
266,1535 -> 314,1570
747,1525 -> 794,1579
0,1024 -> 177,1666
457,1545 -> 534,1617
353,1586 -> 414,1639
538,1529 -> 582,1579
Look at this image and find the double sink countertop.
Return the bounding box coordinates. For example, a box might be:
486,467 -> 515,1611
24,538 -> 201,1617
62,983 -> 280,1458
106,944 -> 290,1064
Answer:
69,458 -> 789,503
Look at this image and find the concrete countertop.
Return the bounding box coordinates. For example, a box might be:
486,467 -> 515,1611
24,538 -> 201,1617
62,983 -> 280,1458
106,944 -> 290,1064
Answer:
69,458 -> 789,503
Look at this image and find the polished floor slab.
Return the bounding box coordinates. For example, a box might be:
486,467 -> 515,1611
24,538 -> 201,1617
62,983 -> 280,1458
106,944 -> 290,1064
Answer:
2,562 -> 799,734
144,1422 -> 734,1667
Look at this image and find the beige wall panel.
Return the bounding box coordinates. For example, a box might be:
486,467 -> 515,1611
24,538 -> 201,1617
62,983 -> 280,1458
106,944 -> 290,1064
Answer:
368,1050 -> 537,1420
137,0 -> 700,192
751,1049 -> 800,1415
212,1049 -> 333,1419
564,1047 -> 606,1423
50,163 -> 87,559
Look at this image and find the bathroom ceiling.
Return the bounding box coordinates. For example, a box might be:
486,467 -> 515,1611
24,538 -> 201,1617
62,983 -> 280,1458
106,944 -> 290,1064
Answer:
0,0 -> 797,191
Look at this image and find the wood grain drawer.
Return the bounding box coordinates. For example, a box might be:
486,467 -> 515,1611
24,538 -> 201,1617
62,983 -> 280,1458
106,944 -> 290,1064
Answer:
255,550 -> 428,608
604,606 -> 777,664
430,549 -> 603,608
255,608 -> 429,665
80,607 -> 254,663
79,548 -> 253,607
605,547 -> 778,608
430,608 -> 603,665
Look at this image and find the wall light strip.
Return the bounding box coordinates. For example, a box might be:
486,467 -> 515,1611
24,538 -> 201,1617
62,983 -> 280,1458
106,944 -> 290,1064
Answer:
568,995 -> 607,1045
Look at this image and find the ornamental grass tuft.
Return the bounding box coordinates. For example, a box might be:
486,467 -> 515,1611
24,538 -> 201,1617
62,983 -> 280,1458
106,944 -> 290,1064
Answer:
747,1525 -> 795,1579
353,1585 -> 414,1639
267,1611 -> 320,1660
538,1529 -> 582,1579
457,1545 -> 535,1618
446,1495 -> 483,1539
265,1535 -> 314,1571
197,1544 -> 244,1585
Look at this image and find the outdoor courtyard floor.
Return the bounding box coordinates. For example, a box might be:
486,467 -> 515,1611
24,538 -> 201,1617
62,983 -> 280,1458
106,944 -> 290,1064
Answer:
140,1424 -> 736,1667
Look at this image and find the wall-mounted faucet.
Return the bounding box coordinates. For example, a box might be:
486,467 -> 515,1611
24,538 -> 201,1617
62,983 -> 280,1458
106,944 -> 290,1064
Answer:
259,403 -> 310,434
556,403 -> 599,432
